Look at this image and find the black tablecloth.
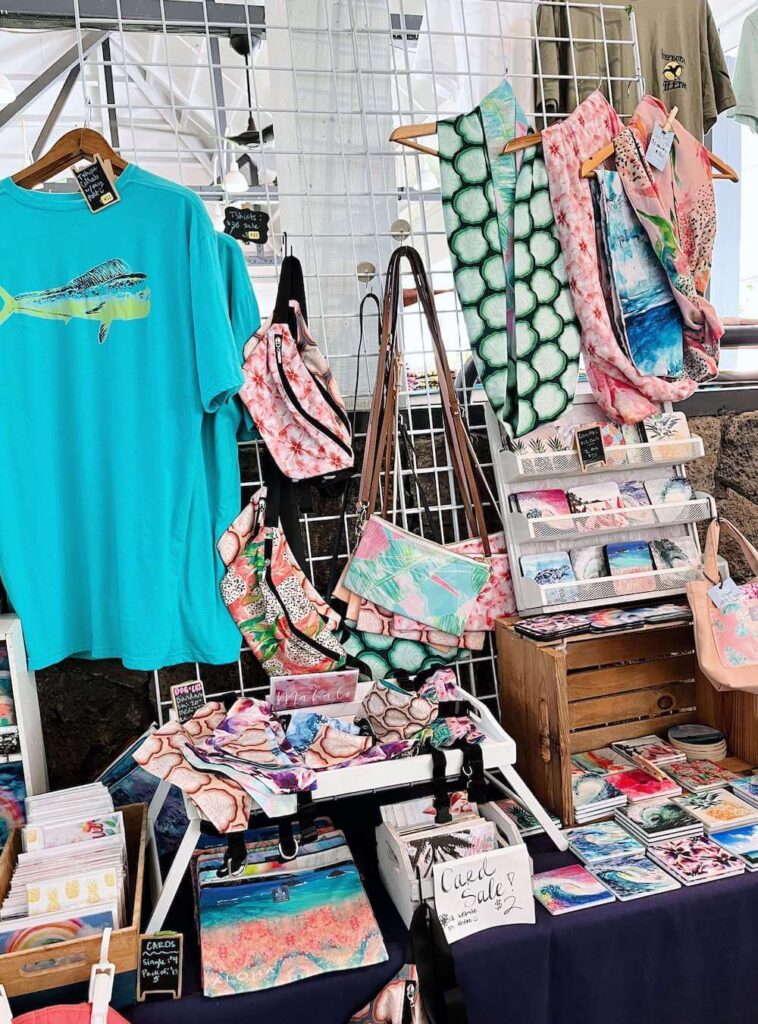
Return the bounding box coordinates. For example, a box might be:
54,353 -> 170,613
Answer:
454,834 -> 758,1024
126,794 -> 758,1024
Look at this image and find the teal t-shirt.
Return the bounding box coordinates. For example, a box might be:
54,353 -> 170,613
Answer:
170,232 -> 260,664
0,165 -> 248,670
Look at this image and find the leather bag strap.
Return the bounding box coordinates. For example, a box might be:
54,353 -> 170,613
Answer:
355,245 -> 490,555
703,516 -> 758,585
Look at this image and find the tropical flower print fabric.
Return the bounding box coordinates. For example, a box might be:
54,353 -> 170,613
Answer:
240,321 -> 353,481
343,516 -> 490,637
481,80 -> 581,437
221,524 -> 347,676
613,96 -> 722,383
349,965 -> 427,1024
542,91 -> 698,424
592,168 -> 685,379
710,591 -> 758,668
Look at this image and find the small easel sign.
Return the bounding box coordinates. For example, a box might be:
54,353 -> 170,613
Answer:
574,423 -> 607,471
138,932 -> 183,1001
169,680 -> 206,724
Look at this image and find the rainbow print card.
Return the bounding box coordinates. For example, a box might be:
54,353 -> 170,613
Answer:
0,906 -> 114,955
532,864 -> 615,915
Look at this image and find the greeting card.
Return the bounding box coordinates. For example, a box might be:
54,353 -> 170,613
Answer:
532,864 -> 615,915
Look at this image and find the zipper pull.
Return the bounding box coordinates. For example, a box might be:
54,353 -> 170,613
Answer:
274,333 -> 283,362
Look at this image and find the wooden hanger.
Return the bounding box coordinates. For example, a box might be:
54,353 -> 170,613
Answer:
12,128 -> 128,190
391,120 -> 543,159
388,122 -> 439,157
580,106 -> 738,181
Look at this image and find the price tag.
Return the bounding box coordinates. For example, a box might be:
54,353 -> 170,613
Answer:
646,124 -> 675,171
73,154 -> 120,213
223,206 -> 270,244
708,577 -> 742,610
170,680 -> 206,724
574,424 -> 607,471
138,932 -> 183,1001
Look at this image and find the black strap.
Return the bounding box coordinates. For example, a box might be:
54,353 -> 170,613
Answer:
217,831 -> 247,878
430,746 -> 452,825
390,666 -> 440,693
273,253 -> 308,336
460,742 -> 487,804
410,903 -> 468,1024
297,791 -> 318,846
326,290 -> 381,601
262,455 -> 310,580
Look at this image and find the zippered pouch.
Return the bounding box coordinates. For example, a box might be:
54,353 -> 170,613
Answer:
221,523 -> 347,676
240,322 -> 353,481
343,516 -> 491,637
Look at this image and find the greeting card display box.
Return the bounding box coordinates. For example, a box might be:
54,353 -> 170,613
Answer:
376,803 -> 527,928
496,620 -> 757,826
0,803 -> 146,1011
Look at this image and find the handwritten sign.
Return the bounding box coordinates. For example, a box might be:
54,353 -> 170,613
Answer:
73,155 -> 120,213
575,424 -> 607,471
170,680 -> 206,724
223,206 -> 270,244
432,845 -> 534,943
138,932 -> 183,1000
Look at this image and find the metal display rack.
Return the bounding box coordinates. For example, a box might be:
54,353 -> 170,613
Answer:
485,390 -> 716,615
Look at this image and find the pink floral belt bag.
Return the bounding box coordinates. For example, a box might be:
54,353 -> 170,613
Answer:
240,308 -> 353,481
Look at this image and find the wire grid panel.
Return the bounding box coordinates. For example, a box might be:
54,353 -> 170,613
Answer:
0,0 -> 643,723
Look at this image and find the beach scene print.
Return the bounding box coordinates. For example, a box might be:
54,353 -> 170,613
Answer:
199,861 -> 387,995
0,258 -> 151,344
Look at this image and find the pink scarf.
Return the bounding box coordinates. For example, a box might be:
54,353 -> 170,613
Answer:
614,96 -> 722,381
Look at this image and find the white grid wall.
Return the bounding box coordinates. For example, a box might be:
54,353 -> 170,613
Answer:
0,0 -> 644,721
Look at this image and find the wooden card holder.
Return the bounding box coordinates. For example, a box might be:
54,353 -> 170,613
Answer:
496,621 -> 757,826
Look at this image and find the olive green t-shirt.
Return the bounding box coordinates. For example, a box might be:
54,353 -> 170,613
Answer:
536,0 -> 735,137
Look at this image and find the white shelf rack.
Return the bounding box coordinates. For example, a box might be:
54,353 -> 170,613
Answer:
485,394 -> 716,616
502,436 -> 705,481
509,492 -> 716,543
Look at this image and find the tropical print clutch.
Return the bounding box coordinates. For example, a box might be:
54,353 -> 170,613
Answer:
343,516 -> 491,637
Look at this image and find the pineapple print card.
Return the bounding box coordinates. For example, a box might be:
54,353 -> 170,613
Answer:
26,866 -> 124,926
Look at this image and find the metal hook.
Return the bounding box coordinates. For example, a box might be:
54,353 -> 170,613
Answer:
390,218 -> 411,244
357,260 -> 376,287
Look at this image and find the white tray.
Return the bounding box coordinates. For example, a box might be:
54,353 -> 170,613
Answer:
259,683 -> 517,812
509,493 -> 715,542
502,436 -> 705,482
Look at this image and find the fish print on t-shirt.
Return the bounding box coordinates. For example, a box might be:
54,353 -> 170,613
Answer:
0,257 -> 151,344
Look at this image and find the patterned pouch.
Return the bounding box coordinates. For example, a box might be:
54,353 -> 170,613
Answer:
349,964 -> 427,1024
219,492 -> 347,676
344,516 -> 490,637
359,668 -> 468,744
342,627 -> 466,682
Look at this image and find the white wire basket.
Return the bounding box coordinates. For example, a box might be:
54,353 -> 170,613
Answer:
509,493 -> 716,542
519,564 -> 705,609
502,437 -> 706,482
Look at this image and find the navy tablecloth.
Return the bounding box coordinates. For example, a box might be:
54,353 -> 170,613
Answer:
127,795 -> 758,1024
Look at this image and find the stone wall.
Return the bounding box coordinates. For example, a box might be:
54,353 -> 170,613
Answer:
34,410 -> 758,788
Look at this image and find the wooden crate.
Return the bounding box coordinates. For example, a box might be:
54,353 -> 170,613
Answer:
496,621 -> 758,826
0,803 -> 146,1007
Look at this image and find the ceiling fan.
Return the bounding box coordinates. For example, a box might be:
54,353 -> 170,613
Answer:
228,30 -> 274,147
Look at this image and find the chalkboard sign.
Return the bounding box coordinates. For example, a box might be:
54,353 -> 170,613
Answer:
73,155 -> 120,213
224,206 -> 270,244
170,680 -> 206,724
138,932 -> 183,1001
575,424 -> 607,471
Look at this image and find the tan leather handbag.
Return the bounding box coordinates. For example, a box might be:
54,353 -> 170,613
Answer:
687,518 -> 758,693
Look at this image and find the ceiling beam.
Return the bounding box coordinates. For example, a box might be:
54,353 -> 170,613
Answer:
0,0 -> 264,34
0,30 -> 107,131
31,63 -> 81,159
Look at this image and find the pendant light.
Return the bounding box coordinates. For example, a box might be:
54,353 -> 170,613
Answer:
227,31 -> 274,146
224,160 -> 248,194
